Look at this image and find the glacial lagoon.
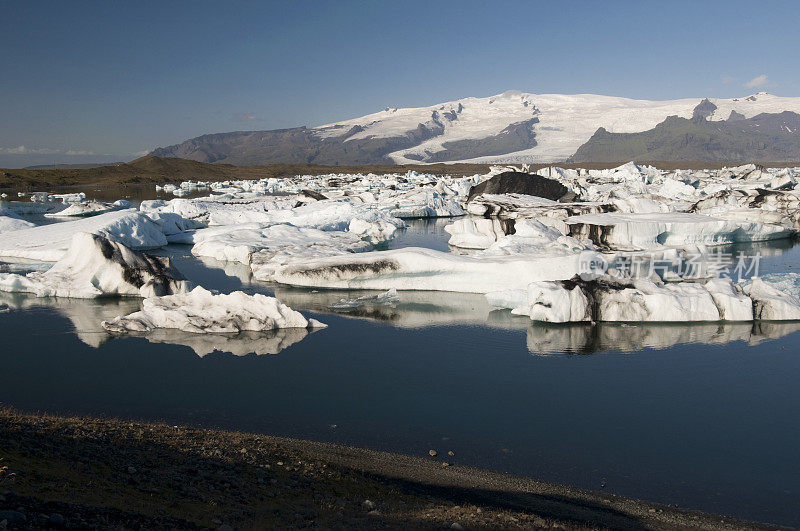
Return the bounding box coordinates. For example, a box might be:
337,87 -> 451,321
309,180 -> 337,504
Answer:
1,218 -> 799,527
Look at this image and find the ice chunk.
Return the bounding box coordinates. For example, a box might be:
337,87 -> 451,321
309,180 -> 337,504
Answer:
44,201 -> 121,217
0,209 -> 36,234
143,198 -> 404,243
175,224 -> 373,282
273,247 -> 589,293
477,219 -> 588,257
596,279 -> 722,322
0,210 -> 172,262
445,218 -> 510,249
490,277 -> 757,323
0,233 -> 188,298
567,212 -> 792,250
742,277 -> 800,320
513,281 -> 591,323
705,278 -> 753,321
384,190 -> 465,218
102,286 -> 325,333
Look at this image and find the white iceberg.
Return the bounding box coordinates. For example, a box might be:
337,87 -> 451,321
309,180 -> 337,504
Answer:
743,276 -> 800,320
0,209 -> 36,234
566,212 -> 792,251
0,210 -> 172,262
0,232 -> 188,299
383,190 -> 465,218
171,223 -> 374,280
489,275 -> 800,323
273,246 -> 588,293
143,197 -> 403,244
44,201 -> 121,218
102,286 -> 326,333
444,218 -> 511,249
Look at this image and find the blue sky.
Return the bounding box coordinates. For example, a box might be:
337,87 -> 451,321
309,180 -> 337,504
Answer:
1,0 -> 797,167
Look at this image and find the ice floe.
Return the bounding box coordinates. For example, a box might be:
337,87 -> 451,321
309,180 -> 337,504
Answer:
44,200 -> 122,218
566,212 -> 792,251
272,247 -> 588,293
0,232 -> 188,298
171,223 -> 374,280
101,286 -> 325,333
0,210 -> 193,262
0,208 -> 36,234
488,274 -> 800,323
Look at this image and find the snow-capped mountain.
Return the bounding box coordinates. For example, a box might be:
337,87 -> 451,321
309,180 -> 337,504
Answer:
151,91 -> 800,165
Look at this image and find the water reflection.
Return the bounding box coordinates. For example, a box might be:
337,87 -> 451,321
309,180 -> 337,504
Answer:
271,286 -> 800,354
120,327 -> 319,357
525,321 -> 800,355
0,291 -> 140,348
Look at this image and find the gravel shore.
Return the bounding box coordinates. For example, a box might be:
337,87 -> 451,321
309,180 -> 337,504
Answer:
0,407 -> 780,530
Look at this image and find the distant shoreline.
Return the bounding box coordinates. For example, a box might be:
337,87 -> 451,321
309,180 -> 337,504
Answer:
0,407 -> 778,529
3,155 -> 800,192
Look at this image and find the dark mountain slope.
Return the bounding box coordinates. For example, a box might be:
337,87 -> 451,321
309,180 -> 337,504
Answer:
570,106 -> 800,163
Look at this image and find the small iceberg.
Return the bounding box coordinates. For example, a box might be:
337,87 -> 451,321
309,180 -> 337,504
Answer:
102,286 -> 326,334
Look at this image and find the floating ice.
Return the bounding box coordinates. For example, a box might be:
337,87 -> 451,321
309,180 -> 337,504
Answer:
273,247 -> 587,293
44,201 -> 121,218
489,275 -> 800,322
0,209 -> 36,234
566,212 -> 792,251
171,223 -> 374,281
102,286 -> 325,334
0,210 -> 191,262
384,190 -> 465,218
742,276 -> 800,320
0,233 -> 188,298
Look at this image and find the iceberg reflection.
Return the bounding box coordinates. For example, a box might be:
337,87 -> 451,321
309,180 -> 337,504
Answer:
119,327 -> 317,357
0,292 -> 319,356
526,321 -> 800,355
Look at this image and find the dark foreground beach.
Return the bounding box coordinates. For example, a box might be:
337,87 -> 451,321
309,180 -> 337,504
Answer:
0,408 -> 777,530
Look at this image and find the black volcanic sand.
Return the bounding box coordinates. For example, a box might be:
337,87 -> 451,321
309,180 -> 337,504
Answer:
0,408 -> 777,530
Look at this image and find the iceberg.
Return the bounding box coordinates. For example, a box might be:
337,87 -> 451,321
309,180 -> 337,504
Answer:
143,197 -> 404,243
566,212 -> 792,251
44,201 -> 121,218
273,246 -> 588,293
383,190 -> 465,218
0,210 -> 173,262
489,275 -> 800,322
743,276 -> 800,320
444,218 -> 512,249
0,233 -> 188,299
101,286 -> 326,333
171,223 -> 374,280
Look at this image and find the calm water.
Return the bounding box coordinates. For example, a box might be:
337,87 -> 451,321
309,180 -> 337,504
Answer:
1,219 -> 800,526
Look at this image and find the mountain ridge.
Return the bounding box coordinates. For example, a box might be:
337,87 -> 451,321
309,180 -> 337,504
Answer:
151,91 -> 800,165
